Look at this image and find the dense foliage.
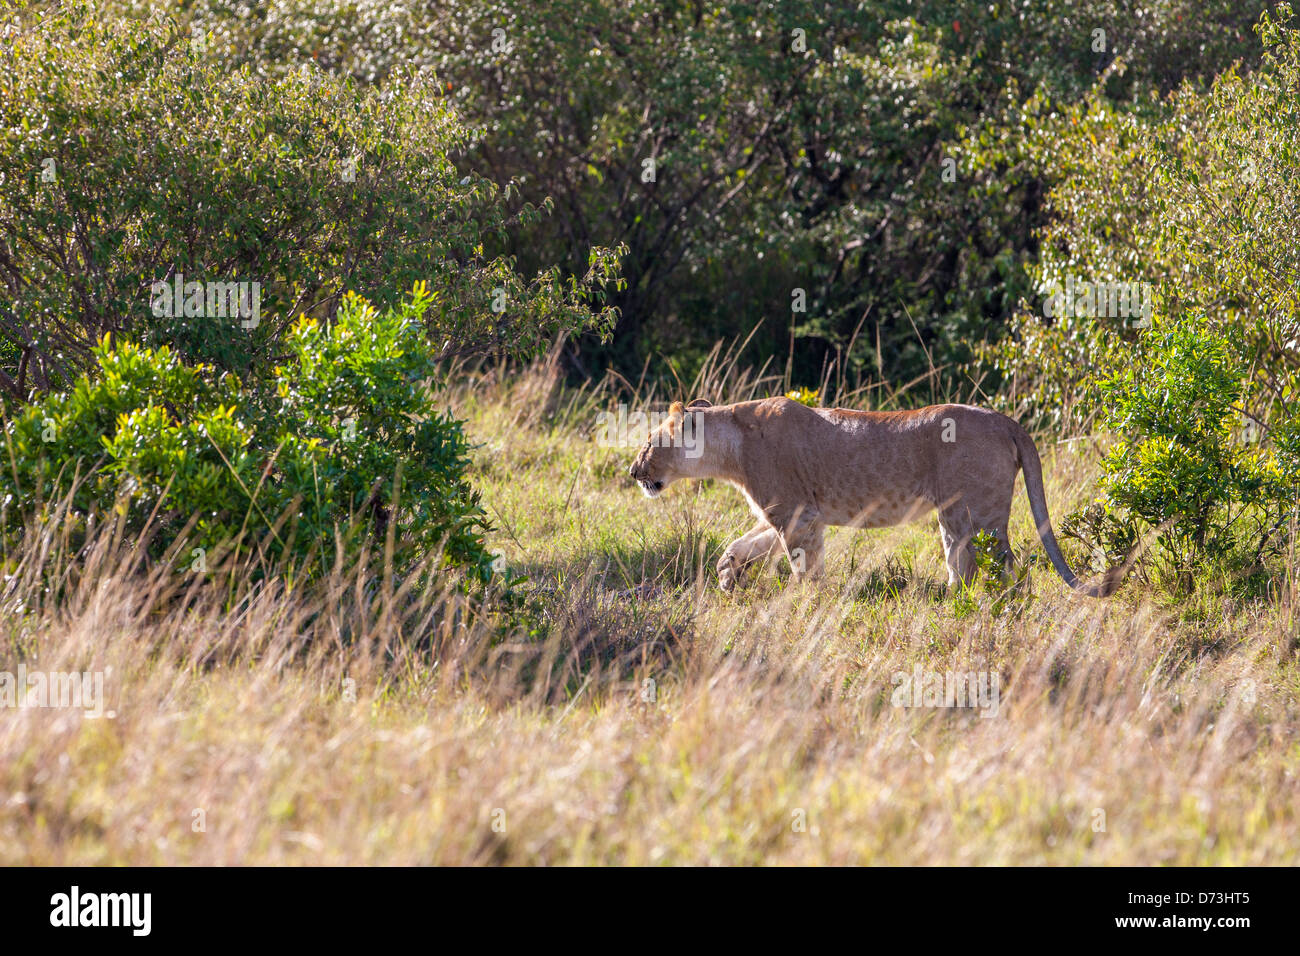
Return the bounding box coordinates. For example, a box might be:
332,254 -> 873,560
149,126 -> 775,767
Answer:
1,287 -> 496,582
0,2 -> 622,394
105,0 -> 1279,388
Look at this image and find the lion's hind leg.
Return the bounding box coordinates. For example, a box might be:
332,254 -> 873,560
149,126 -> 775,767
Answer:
937,501 -> 977,589
939,499 -> 1013,589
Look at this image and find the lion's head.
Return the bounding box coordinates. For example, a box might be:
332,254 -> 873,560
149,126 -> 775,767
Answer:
628,399 -> 710,497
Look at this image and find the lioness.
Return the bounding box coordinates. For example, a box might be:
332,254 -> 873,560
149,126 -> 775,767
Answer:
627,397 -> 1125,596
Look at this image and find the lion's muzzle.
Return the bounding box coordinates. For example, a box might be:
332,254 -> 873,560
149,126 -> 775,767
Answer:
628,455 -> 663,496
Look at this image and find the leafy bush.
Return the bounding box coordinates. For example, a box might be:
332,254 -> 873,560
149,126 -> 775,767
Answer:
1062,316 -> 1298,591
1,287 -> 495,583
0,2 -> 621,395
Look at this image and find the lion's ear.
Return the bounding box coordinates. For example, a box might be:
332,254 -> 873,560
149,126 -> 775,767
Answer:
686,399 -> 712,409
666,401 -> 685,436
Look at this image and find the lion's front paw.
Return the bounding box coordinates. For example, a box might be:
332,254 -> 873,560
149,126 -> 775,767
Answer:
717,553 -> 738,593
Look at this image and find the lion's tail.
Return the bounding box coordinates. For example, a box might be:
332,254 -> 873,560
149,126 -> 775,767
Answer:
1010,424 -> 1131,598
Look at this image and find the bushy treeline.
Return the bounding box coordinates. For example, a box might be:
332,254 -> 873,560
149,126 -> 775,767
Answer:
126,0 -> 1298,588
86,0 -> 1280,387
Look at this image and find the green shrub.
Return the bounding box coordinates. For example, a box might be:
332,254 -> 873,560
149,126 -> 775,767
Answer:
1062,316 -> 1298,591
0,2 -> 621,395
978,6 -> 1300,589
1,287 -> 495,583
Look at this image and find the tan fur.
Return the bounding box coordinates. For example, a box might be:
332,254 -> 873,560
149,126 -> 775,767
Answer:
628,397 -> 1127,595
